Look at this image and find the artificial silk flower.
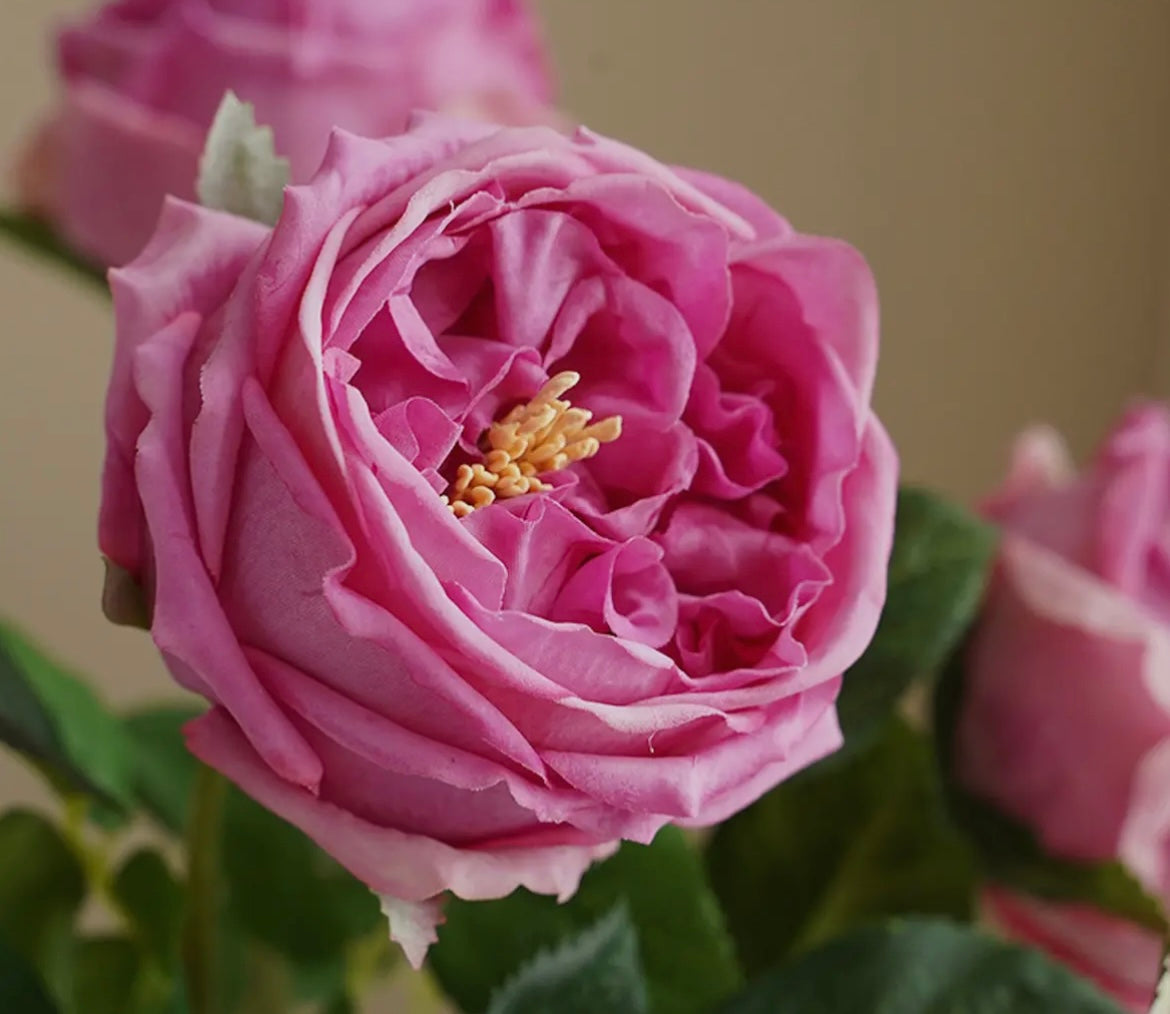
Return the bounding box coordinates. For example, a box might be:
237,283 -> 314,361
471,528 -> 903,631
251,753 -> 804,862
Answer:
18,0 -> 553,266
99,112 -> 897,963
957,407 -> 1170,905
958,406 -> 1170,1008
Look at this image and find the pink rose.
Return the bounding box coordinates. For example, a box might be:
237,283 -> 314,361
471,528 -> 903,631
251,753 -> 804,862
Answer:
99,115 -> 897,963
982,887 -> 1164,1012
955,405 -> 1170,984
23,0 -> 552,267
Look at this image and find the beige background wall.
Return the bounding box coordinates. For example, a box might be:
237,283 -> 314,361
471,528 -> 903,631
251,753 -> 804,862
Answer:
1,0 -> 1169,1005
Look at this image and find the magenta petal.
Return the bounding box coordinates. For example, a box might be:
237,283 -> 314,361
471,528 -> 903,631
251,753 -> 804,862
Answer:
186,708 -> 615,903
545,680 -> 841,821
552,538 -> 678,648
134,313 -> 321,791
740,233 -> 880,405
449,583 -> 682,705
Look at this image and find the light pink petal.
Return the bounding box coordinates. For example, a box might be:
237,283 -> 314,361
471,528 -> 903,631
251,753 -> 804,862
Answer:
982,425 -> 1075,518
45,81 -> 203,267
1092,404 -> 1170,598
956,536 -> 1170,863
1118,738 -> 1170,899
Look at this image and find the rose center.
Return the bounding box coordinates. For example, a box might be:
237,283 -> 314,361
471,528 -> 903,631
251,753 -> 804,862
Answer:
442,371 -> 623,518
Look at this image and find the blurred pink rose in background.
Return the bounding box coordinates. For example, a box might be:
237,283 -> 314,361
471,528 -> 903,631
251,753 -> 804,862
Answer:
982,888 -> 1164,1012
19,0 -> 553,266
955,405 -> 1170,1008
99,114 -> 896,962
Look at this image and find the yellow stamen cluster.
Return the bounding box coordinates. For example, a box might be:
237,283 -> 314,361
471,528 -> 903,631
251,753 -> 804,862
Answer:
442,371 -> 622,518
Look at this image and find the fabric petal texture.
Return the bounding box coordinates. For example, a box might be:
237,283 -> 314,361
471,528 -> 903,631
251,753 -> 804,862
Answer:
99,115 -> 896,962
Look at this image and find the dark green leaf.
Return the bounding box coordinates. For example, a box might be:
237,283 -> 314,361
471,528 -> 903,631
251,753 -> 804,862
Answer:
934,646 -> 1169,933
221,790 -> 381,965
0,622 -> 136,810
113,850 -> 185,966
717,919 -> 1126,1013
0,936 -> 59,1014
706,719 -> 977,977
0,208 -> 106,288
431,826 -> 742,1014
486,906 -> 647,1014
69,936 -> 176,1014
0,809 -> 86,997
122,706 -> 203,835
837,487 -> 996,750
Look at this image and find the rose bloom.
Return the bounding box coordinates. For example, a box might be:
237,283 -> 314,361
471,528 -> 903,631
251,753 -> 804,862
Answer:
99,115 -> 897,962
19,0 -> 552,267
981,888 -> 1164,1013
955,406 -> 1170,1008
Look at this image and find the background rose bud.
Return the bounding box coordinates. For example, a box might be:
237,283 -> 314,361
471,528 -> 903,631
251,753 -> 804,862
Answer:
22,0 -> 553,267
955,405 -> 1170,997
981,887 -> 1165,1012
100,114 -> 896,963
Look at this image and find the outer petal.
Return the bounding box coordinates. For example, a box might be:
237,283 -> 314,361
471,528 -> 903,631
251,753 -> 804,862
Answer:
738,232 -> 880,406
186,708 -> 615,903
956,536 -> 1170,865
795,418 -> 899,684
981,425 -> 1075,518
132,312 -> 321,790
982,888 -> 1163,1013
1118,738 -> 1170,900
102,196 -> 268,574
45,81 -> 203,267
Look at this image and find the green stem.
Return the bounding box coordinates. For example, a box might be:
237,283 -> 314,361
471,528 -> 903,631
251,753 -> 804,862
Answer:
183,765 -> 228,1014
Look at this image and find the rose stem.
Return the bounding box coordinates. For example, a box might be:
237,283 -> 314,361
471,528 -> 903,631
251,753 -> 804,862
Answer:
182,764 -> 229,1014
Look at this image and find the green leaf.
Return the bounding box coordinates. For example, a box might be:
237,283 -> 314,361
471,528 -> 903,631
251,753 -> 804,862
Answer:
706,719 -> 977,977
933,647 -> 1169,933
0,809 -> 86,997
69,936 -> 175,1014
717,919 -> 1126,1013
0,936 -> 59,1014
836,487 -> 996,750
0,209 -> 106,288
487,906 -> 648,1014
0,621 -> 136,811
197,92 -> 289,225
122,706 -> 203,834
112,850 -> 185,967
430,826 -> 743,1014
221,790 -> 382,965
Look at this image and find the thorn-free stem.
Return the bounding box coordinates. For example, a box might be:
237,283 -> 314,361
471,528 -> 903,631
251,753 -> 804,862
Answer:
183,764 -> 228,1014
